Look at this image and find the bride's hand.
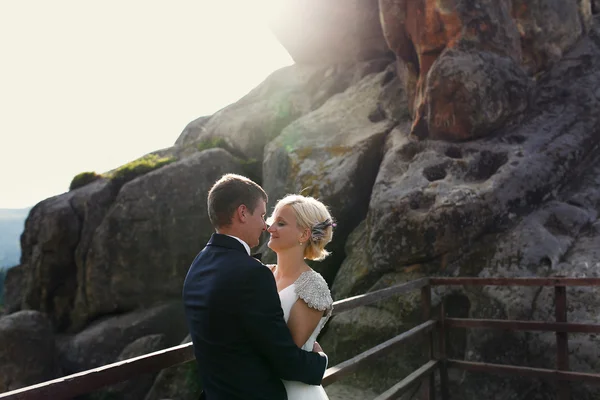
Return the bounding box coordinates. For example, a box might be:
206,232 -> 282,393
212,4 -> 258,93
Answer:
312,341 -> 323,353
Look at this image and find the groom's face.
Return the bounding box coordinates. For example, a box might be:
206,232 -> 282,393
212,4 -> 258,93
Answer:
246,199 -> 267,248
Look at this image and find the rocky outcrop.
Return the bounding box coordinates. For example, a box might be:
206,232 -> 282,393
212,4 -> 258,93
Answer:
2,265 -> 24,315
321,23 -> 600,397
177,60 -> 391,175
71,149 -> 244,329
379,0 -> 592,141
89,334 -> 168,400
263,65 -> 398,282
0,311 -> 60,393
269,0 -> 392,64
175,115 -> 211,147
17,179 -> 117,331
58,302 -> 187,374
4,5 -> 600,400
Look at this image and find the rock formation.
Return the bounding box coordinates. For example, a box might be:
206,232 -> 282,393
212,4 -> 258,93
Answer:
2,1 -> 600,399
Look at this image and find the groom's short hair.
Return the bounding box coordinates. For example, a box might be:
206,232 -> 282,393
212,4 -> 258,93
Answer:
207,174 -> 268,228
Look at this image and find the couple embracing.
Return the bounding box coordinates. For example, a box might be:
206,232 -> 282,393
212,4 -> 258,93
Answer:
183,173 -> 335,400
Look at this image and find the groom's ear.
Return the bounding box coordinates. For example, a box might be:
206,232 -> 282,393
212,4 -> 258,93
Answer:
235,204 -> 249,223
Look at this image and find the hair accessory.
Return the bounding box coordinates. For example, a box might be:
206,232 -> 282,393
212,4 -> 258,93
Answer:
311,219 -> 335,242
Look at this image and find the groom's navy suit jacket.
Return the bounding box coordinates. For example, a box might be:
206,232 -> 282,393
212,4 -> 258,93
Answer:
182,233 -> 327,400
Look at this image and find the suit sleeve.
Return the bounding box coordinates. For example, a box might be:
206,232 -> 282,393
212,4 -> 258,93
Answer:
240,263 -> 327,385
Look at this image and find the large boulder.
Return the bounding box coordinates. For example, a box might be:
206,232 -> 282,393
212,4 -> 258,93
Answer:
175,115 -> 211,147
410,48 -> 531,141
58,302 -> 187,374
3,265 -> 25,315
379,0 -> 592,140
262,65 -> 399,283
269,0 -> 392,64
178,60 -> 391,174
0,311 -> 61,392
512,0 -> 593,73
451,181 -> 600,399
89,334 -> 168,400
326,30 -> 600,398
365,34 -> 600,283
71,149 -> 244,328
321,270 -> 431,392
16,179 -> 118,330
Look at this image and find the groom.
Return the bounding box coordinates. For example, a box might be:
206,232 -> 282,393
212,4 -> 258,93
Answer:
183,173 -> 328,399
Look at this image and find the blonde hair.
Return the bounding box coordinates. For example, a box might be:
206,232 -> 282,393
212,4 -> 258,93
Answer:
268,194 -> 334,261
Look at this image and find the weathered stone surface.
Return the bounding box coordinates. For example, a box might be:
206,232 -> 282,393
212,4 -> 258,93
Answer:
325,30 -> 600,398
368,35 -> 600,279
89,334 -> 168,400
16,179 -> 118,330
379,0 -> 591,140
452,188 -> 600,399
144,335 -> 202,400
72,149 -> 243,328
327,32 -> 600,388
513,0 -> 592,73
0,311 -> 60,392
59,302 -> 187,374
321,271 -> 431,392
438,118 -> 600,399
411,49 -> 531,141
175,115 -> 211,147
262,66 -> 398,282
269,0 -> 392,64
3,265 -> 24,314
185,60 -> 391,169
330,221 -> 373,300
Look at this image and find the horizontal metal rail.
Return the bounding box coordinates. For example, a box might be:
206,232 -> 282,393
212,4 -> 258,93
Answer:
448,360 -> 600,384
322,320 -> 436,386
0,343 -> 195,400
430,277 -> 600,286
7,276 -> 600,400
373,360 -> 439,400
445,318 -> 600,333
0,278 -> 429,399
332,278 -> 430,315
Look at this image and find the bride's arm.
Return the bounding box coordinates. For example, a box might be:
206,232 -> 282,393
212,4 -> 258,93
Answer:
287,301 -> 324,347
287,271 -> 334,347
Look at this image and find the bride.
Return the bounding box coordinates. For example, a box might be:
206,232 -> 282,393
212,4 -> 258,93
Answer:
266,194 -> 335,400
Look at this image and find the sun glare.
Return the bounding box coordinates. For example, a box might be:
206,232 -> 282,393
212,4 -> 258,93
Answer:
0,1 -> 293,209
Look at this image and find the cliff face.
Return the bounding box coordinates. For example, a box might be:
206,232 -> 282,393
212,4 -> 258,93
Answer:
3,1 -> 600,399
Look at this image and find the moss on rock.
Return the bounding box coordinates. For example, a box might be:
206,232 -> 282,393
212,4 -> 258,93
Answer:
69,171 -> 102,191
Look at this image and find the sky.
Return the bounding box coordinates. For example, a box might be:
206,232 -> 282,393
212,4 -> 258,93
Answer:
0,1 -> 293,209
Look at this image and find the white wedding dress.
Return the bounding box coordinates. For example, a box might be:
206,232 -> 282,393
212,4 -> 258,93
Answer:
278,269 -> 333,400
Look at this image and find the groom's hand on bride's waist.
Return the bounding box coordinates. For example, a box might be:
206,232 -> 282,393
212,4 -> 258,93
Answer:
313,341 -> 328,371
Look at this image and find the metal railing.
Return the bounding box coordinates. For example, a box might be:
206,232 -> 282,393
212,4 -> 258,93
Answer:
3,276 -> 600,400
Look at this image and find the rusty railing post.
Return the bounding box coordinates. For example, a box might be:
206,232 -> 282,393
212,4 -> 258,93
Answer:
555,285 -> 570,400
421,284 -> 436,400
438,300 -> 450,400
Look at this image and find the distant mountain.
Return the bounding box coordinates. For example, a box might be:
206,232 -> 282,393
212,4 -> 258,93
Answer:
0,207 -> 30,269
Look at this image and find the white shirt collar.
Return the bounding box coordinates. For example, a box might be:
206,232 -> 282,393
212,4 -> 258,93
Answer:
224,234 -> 251,255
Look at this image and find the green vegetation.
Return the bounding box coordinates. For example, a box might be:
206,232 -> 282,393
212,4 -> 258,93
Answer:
69,171 -> 102,191
109,154 -> 176,186
196,137 -> 228,152
70,154 -> 178,191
